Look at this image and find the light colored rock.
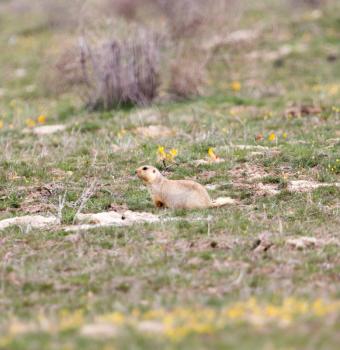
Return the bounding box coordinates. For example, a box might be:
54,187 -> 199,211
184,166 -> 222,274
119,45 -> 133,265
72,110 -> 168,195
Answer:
81,323 -> 118,338
33,125 -> 66,136
226,29 -> 259,44
205,184 -> 218,190
137,321 -> 165,333
64,210 -> 160,232
257,183 -> 280,196
0,215 -> 59,231
288,180 -> 340,192
15,68 -> 26,78
212,197 -> 236,206
134,125 -> 174,138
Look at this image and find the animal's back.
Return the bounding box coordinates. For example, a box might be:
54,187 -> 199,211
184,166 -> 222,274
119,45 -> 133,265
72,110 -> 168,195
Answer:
160,179 -> 211,209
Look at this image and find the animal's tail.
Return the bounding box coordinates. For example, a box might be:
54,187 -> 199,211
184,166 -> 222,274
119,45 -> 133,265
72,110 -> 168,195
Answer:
210,197 -> 235,208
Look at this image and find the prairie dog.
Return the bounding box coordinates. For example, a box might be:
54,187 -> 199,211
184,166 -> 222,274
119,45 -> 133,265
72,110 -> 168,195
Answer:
136,165 -> 232,209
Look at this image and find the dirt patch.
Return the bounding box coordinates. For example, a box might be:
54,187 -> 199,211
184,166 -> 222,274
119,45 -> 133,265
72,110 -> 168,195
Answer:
133,125 -> 175,138
229,164 -> 269,182
49,168 -> 73,179
229,105 -> 260,117
20,184 -> 62,213
286,236 -> 340,250
128,109 -> 161,125
251,232 -> 275,254
172,237 -> 233,254
285,105 -> 322,118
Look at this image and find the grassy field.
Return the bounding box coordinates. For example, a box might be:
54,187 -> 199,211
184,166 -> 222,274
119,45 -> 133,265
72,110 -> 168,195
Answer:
0,0 -> 339,349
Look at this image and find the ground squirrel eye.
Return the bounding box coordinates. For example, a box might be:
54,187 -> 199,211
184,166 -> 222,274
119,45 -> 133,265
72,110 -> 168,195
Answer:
142,167 -> 148,170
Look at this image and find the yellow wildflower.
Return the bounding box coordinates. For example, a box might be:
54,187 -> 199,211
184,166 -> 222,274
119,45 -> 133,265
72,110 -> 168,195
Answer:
37,114 -> 46,124
100,312 -> 125,325
157,146 -> 166,160
9,99 -> 16,108
157,146 -> 178,163
26,118 -> 36,128
59,309 -> 84,331
225,305 -> 244,319
0,336 -> 12,348
208,147 -> 218,161
329,84 -> 339,96
230,81 -> 241,92
268,132 -> 276,142
166,148 -> 178,162
312,299 -> 329,316
282,132 -> 288,139
0,120 -> 3,129
117,128 -> 127,139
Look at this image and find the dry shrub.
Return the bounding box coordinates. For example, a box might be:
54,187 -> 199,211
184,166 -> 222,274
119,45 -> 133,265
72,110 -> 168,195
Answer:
62,29 -> 162,109
52,45 -> 85,94
168,52 -> 207,99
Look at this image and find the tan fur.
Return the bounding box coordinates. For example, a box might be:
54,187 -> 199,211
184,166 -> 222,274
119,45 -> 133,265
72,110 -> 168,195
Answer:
136,165 -> 232,209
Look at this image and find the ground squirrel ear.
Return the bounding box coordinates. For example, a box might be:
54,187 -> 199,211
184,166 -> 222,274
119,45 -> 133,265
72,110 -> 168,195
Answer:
153,170 -> 156,173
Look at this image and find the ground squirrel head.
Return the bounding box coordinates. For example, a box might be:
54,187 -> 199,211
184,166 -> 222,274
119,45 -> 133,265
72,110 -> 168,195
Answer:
136,165 -> 163,184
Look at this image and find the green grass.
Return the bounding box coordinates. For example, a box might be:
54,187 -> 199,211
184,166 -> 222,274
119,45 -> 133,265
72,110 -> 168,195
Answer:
0,0 -> 340,349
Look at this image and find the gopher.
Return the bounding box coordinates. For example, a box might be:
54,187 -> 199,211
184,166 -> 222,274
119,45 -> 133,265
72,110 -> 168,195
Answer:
136,165 -> 234,209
